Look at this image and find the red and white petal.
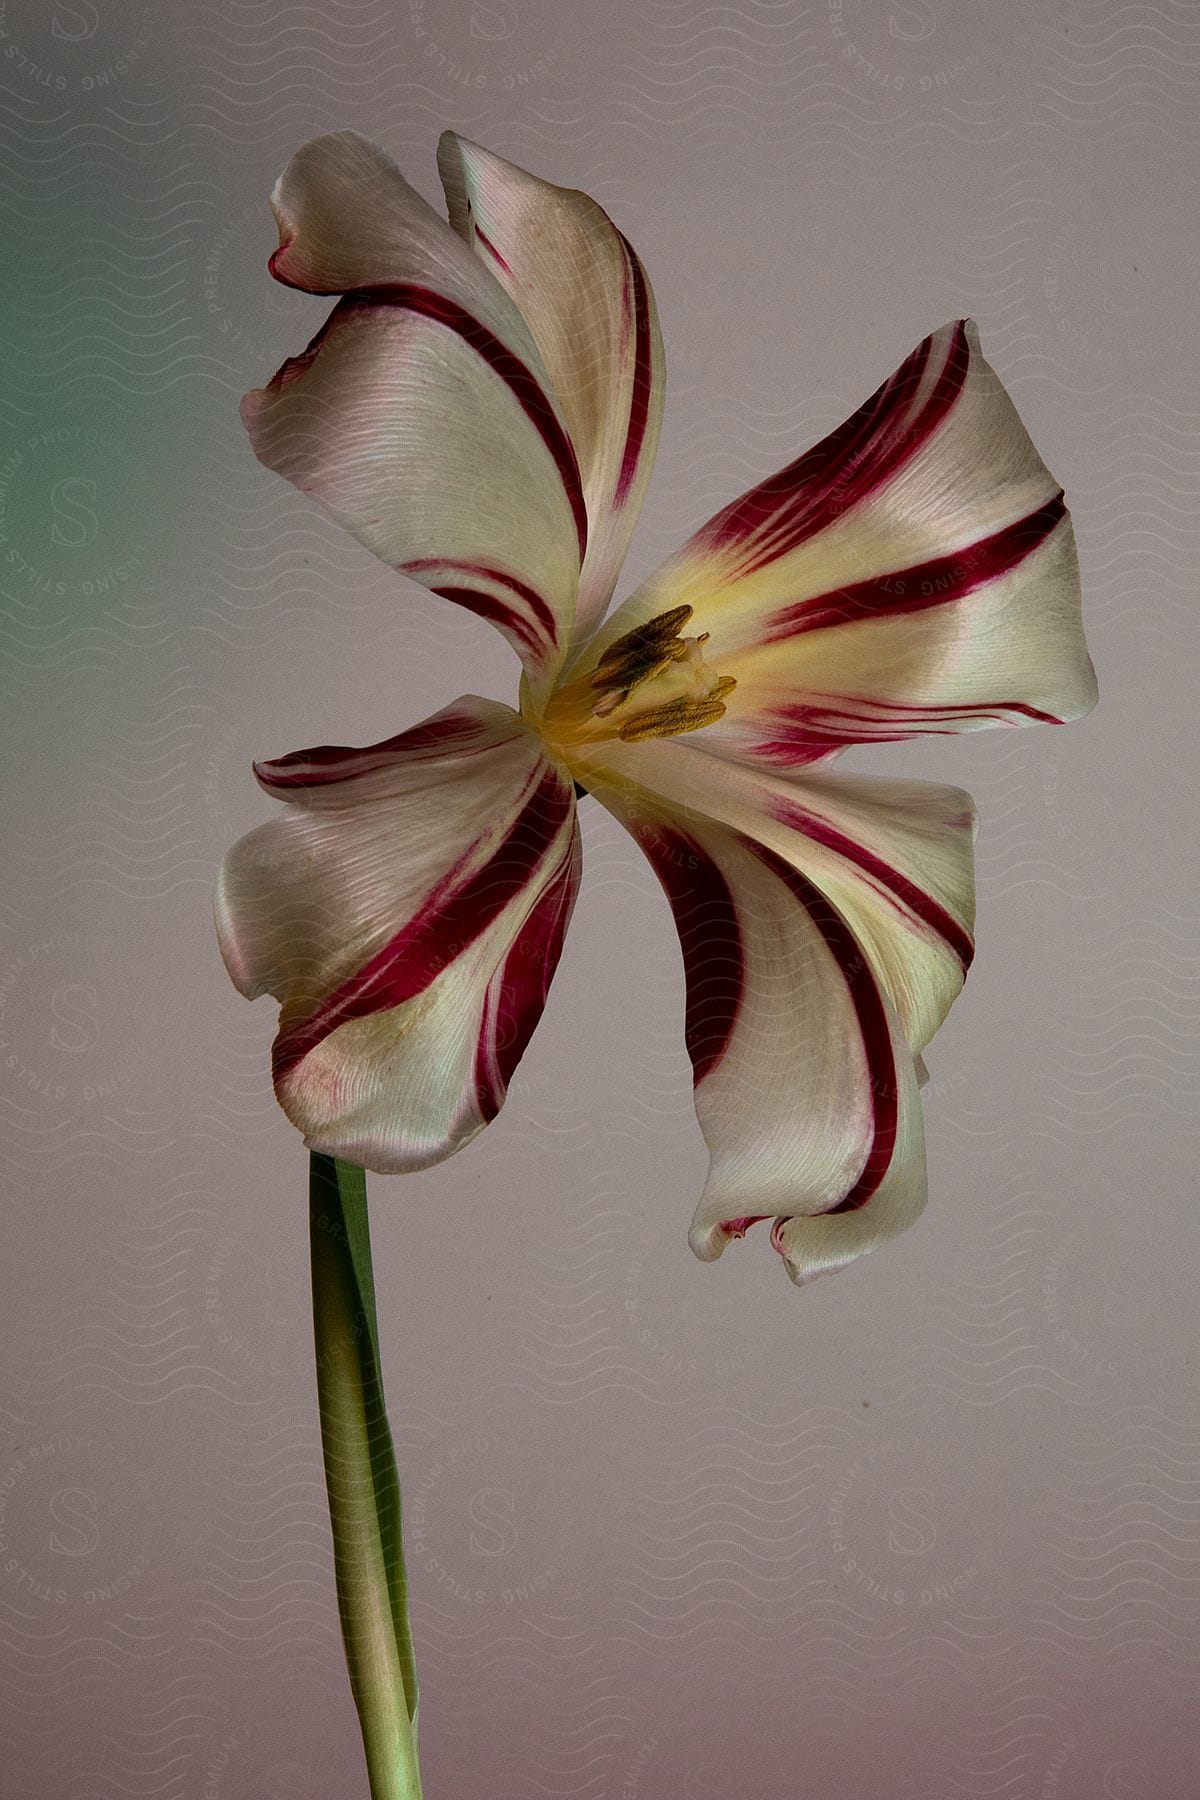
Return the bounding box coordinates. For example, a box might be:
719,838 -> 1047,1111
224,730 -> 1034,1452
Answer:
267,129 -> 558,353
242,297 -> 586,691
214,698 -> 580,1171
591,776 -> 927,1286
244,132 -> 588,692
579,732 -> 976,1056
587,321 -> 1096,765
439,132 -> 665,643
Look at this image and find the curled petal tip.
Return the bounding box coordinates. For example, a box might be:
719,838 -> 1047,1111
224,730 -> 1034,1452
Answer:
266,239 -> 296,286
721,1214 -> 769,1241
688,1220 -> 729,1263
770,1213 -> 904,1289
770,1219 -> 829,1288
690,1214 -> 772,1262
250,756 -> 286,795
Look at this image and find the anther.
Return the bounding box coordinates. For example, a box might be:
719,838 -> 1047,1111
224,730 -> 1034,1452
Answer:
589,606 -> 695,692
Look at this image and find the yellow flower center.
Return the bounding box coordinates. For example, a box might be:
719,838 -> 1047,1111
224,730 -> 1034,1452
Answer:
535,606 -> 735,766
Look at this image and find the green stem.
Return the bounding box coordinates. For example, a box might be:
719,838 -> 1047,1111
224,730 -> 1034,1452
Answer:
309,1153 -> 422,1800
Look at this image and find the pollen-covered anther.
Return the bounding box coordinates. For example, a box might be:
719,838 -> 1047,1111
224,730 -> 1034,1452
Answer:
590,641 -> 688,718
589,604 -> 696,694
617,676 -> 737,742
580,606 -> 736,743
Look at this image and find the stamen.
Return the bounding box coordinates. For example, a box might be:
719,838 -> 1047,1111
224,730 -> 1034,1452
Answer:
591,687 -> 630,718
616,678 -> 736,743
589,605 -> 695,692
541,605 -> 736,752
594,645 -> 685,698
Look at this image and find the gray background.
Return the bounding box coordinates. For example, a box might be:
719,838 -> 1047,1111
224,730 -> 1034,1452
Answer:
1,0 -> 1196,1794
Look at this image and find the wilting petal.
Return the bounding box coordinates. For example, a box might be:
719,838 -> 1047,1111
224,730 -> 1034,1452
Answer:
244,132 -> 587,693
439,132 -> 665,644
586,321 -> 1096,765
580,732 -> 976,1055
590,760 -> 927,1285
215,698 -> 580,1171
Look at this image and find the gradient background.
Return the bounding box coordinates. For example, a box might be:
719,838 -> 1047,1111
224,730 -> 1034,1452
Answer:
1,1 -> 1196,1794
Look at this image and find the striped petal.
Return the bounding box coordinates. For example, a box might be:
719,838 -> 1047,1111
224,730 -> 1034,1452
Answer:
438,133 -> 665,646
584,321 -> 1096,766
590,754 -> 928,1286
580,730 -> 976,1053
214,698 -> 580,1172
243,132 -> 588,695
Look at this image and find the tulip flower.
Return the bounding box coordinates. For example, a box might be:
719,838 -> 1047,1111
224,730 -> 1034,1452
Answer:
215,131 -> 1095,1798
218,128 -> 1095,1288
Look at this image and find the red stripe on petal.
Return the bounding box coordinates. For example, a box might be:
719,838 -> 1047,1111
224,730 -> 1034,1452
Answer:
273,768 -> 573,1081
473,225 -> 512,275
426,587 -> 544,659
750,844 -> 898,1215
881,697 -> 1063,725
771,797 -> 974,971
634,826 -> 744,1084
613,233 -> 654,507
400,558 -> 561,650
341,286 -> 588,563
475,833 -> 581,1123
700,325 -> 968,576
253,710 -> 493,793
763,494 -> 1067,641
747,692 -> 1065,762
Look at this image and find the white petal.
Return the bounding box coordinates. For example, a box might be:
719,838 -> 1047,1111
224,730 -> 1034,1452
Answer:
581,733 -> 976,1053
268,128 -> 546,339
215,699 -> 580,1171
244,132 -> 588,693
439,132 -> 665,644
587,757 -> 928,1286
584,321 -> 1096,765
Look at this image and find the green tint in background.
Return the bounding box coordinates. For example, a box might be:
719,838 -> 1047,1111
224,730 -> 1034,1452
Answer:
2,0 -> 1197,1794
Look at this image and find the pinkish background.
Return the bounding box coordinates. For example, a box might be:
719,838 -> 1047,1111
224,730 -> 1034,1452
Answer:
1,1 -> 1196,1794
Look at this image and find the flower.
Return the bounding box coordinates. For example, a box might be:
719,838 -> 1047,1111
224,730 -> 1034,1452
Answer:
215,131 -> 1096,1286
